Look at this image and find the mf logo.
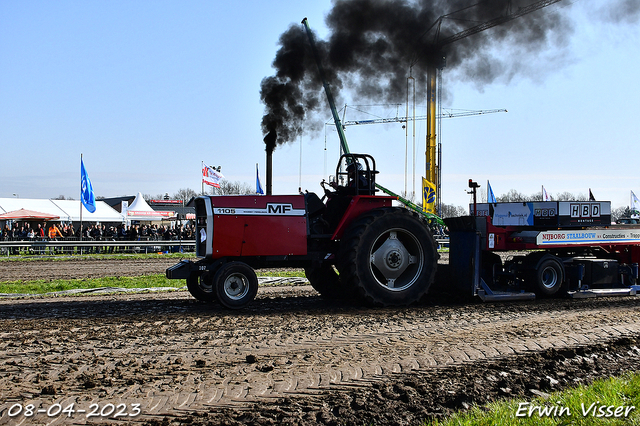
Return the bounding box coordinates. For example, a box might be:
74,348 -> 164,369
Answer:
266,203 -> 293,214
570,203 -> 601,218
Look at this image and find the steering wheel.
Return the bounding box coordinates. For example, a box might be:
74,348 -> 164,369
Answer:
320,179 -> 334,202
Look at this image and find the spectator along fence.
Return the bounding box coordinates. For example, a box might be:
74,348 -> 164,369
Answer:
0,237 -> 196,256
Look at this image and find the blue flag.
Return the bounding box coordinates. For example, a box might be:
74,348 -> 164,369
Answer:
256,164 -> 264,195
81,158 -> 96,213
487,180 -> 497,203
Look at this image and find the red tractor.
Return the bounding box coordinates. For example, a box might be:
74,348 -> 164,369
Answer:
166,153 -> 439,308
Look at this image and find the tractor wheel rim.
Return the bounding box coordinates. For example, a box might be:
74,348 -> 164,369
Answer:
541,267 -> 558,289
223,273 -> 249,300
369,228 -> 424,291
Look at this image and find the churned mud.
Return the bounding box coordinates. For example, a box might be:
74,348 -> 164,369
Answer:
1,257 -> 639,425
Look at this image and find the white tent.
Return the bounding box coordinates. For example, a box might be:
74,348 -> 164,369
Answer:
125,192 -> 173,222
0,198 -> 69,219
51,200 -> 124,223
0,198 -> 124,223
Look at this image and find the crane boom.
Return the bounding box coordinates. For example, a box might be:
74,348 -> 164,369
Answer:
339,108 -> 507,127
301,18 -> 351,157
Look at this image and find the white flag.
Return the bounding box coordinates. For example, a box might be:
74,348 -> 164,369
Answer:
632,191 -> 640,217
542,186 -> 550,201
202,163 -> 224,188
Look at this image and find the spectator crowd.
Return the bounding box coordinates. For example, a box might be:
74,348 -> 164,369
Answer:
0,222 -> 196,255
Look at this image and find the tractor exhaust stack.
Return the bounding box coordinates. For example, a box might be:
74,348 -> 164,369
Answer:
266,150 -> 272,195
263,130 -> 276,195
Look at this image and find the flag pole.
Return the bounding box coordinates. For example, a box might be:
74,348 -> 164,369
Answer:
80,154 -> 83,249
201,161 -> 204,195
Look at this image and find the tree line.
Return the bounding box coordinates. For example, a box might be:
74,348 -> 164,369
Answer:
144,180 -> 255,204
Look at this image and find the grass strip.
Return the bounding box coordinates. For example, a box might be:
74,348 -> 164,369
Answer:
0,275 -> 183,295
426,372 -> 640,426
0,270 -> 307,295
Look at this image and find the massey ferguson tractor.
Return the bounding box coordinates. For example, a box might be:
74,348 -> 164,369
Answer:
166,153 -> 439,309
166,18 -> 440,309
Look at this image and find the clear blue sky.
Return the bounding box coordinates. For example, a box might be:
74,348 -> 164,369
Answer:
1,0 -> 639,210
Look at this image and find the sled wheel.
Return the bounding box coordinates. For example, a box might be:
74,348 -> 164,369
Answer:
533,256 -> 564,297
304,264 -> 345,300
186,271 -> 216,303
213,262 -> 258,309
338,208 -> 438,306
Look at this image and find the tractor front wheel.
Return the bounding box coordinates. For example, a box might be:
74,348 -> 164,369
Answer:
186,271 -> 216,303
338,208 -> 438,307
213,262 -> 258,309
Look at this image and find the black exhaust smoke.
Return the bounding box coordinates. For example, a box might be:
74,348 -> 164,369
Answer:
260,0 -> 639,154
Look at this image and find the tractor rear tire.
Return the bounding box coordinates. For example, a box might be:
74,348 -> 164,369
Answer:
213,262 -> 258,309
186,271 -> 216,303
337,208 -> 438,307
304,264 -> 345,300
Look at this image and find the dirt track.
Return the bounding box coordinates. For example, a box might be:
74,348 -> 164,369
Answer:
1,258 -> 640,425
0,257 -> 181,282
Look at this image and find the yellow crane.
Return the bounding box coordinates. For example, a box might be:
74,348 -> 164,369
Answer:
419,0 -> 564,215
